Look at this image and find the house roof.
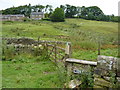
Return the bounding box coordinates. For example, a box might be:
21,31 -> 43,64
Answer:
2,14 -> 24,17
31,12 -> 44,15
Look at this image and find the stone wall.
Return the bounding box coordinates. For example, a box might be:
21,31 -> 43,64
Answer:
94,55 -> 120,88
66,55 -> 120,88
95,55 -> 118,76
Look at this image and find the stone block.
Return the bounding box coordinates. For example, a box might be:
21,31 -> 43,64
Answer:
67,79 -> 82,88
117,58 -> 120,77
97,55 -> 118,77
94,77 -> 113,88
103,76 -> 111,81
93,85 -> 103,88
94,68 -> 109,76
117,77 -> 120,83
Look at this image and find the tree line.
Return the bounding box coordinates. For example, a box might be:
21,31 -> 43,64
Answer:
60,5 -> 119,22
1,4 -> 53,18
1,4 -> 119,22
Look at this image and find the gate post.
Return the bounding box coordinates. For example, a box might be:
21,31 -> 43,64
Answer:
65,42 -> 72,70
65,42 -> 72,58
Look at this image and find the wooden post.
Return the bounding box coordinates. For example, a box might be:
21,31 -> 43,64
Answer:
71,63 -> 74,79
65,42 -> 72,58
38,36 -> 40,44
66,58 -> 97,66
44,43 -> 48,58
65,42 -> 72,72
45,43 -> 48,57
98,40 -> 101,55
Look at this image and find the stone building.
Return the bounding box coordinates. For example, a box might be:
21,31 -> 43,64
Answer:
2,14 -> 25,21
30,12 -> 44,20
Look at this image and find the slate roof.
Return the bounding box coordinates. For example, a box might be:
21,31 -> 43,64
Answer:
31,12 -> 44,15
2,14 -> 24,17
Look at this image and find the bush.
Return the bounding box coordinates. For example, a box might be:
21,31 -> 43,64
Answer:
80,72 -> 94,88
2,21 -> 14,24
3,45 -> 16,60
23,17 -> 31,22
50,7 -> 65,22
42,18 -> 51,21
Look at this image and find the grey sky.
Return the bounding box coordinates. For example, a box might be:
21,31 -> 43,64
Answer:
0,0 -> 119,16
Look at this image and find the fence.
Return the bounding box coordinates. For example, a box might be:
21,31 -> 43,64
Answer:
42,41 -> 72,62
2,37 -> 72,62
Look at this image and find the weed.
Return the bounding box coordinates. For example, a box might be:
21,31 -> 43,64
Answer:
3,45 -> 16,61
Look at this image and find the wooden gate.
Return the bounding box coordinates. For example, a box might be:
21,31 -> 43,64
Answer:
37,40 -> 72,62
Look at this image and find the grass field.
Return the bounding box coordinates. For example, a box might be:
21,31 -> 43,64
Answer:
2,19 -> 118,59
2,19 -> 118,88
2,55 -> 65,88
2,53 -> 67,88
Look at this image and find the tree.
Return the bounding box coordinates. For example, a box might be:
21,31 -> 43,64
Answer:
45,5 -> 49,13
24,4 -> 31,17
87,12 -> 95,20
44,5 -> 53,18
65,4 -> 78,18
76,6 -> 81,18
81,6 -> 87,17
60,5 -> 66,12
50,7 -> 65,22
34,5 -> 45,12
1,4 -> 45,17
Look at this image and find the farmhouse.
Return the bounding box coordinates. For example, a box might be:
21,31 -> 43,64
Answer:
2,14 -> 25,21
30,12 -> 44,20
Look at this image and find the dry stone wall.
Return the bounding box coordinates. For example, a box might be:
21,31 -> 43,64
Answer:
95,55 -> 118,77
94,55 -> 120,88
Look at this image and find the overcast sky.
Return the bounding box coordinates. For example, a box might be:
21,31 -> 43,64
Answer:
0,0 -> 119,16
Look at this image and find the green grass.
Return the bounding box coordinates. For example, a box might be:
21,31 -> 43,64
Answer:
2,19 -> 118,88
2,21 -> 67,40
72,48 -> 118,61
2,54 -> 66,88
2,44 -> 67,88
2,19 -> 118,45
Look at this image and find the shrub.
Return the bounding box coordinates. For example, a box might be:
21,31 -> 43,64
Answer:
42,18 -> 51,21
3,45 -> 16,60
80,72 -> 94,88
23,17 -> 31,22
50,8 -> 65,22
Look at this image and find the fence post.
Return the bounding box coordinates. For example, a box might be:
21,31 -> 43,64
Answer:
65,42 -> 72,70
65,42 -> 72,58
98,40 -> 101,55
44,43 -> 48,58
46,43 -> 48,58
38,36 -> 40,45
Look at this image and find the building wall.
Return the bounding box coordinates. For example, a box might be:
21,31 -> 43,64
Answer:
2,15 -> 25,21
30,14 -> 44,20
